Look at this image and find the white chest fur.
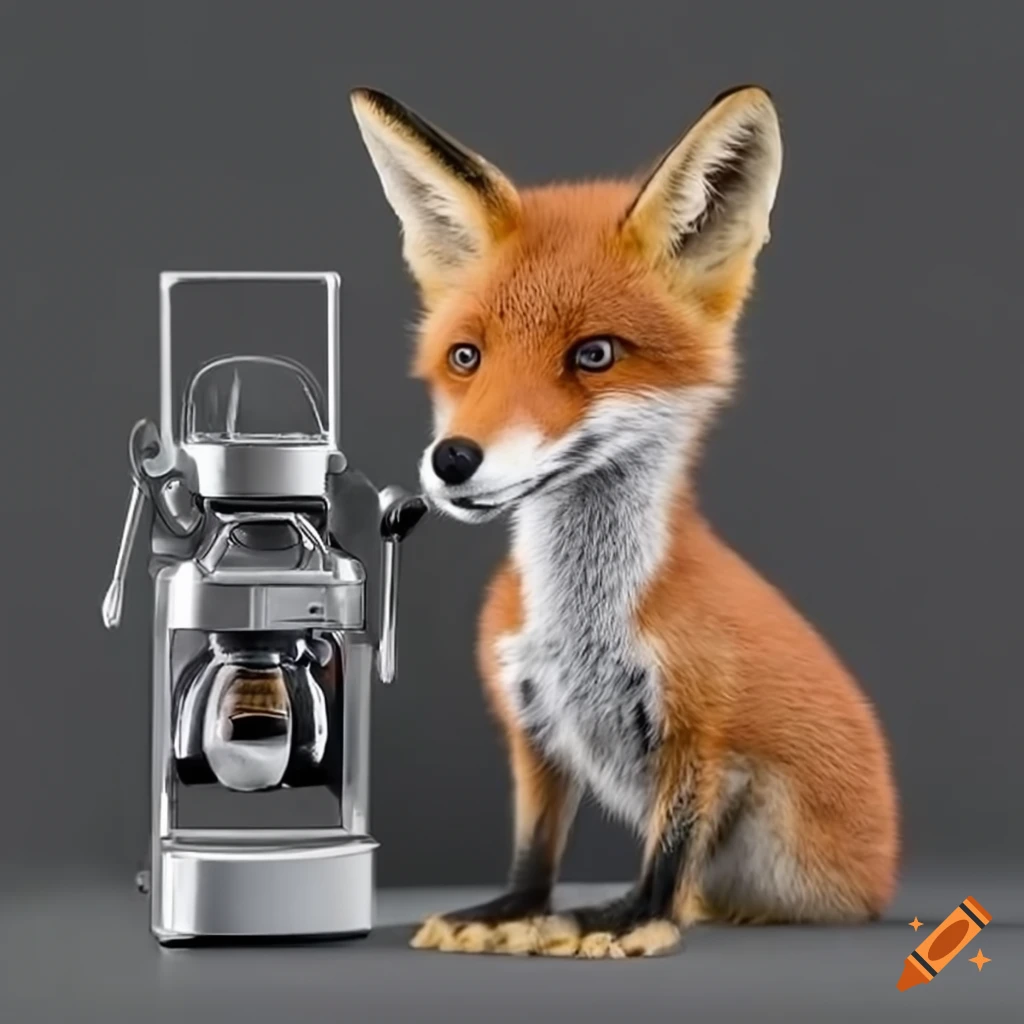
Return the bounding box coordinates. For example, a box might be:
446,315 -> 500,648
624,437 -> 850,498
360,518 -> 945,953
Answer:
495,443 -> 683,831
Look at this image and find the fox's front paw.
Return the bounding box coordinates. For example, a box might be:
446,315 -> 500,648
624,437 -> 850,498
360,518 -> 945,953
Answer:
534,915 -> 681,959
410,891 -> 549,955
411,914 -> 540,955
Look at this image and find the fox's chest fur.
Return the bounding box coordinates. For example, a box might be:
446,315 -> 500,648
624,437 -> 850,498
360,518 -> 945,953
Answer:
495,446 -> 683,830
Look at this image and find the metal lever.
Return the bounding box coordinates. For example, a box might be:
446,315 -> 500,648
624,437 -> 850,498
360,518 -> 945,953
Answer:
102,478 -> 147,629
102,420 -> 161,629
376,486 -> 427,684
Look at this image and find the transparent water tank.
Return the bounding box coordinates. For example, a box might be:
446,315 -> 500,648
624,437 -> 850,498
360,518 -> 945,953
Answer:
181,355 -> 338,498
184,355 -> 329,445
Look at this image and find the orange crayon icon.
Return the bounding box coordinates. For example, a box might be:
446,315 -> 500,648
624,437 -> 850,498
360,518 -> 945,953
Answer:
897,896 -> 992,991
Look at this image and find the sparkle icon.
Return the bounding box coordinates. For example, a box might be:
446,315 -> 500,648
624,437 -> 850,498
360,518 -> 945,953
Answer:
968,949 -> 991,972
909,917 -> 923,931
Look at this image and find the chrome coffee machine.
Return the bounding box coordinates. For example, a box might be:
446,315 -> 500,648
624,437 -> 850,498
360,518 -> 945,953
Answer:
101,272 -> 424,945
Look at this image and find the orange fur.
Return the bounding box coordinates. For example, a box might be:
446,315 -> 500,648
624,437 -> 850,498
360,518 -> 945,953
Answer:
414,182 -> 736,448
639,500 -> 899,918
423,183 -> 898,916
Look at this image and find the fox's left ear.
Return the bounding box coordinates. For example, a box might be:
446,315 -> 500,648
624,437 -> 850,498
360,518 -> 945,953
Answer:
623,86 -> 782,290
350,88 -> 521,302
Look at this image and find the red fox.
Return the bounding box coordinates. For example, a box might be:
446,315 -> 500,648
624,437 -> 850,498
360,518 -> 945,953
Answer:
351,84 -> 899,958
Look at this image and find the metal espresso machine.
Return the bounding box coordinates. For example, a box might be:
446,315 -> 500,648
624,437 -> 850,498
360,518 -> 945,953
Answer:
101,272 -> 425,945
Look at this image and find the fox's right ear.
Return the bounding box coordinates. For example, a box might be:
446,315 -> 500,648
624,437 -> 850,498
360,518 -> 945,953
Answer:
350,88 -> 521,301
622,86 -> 782,307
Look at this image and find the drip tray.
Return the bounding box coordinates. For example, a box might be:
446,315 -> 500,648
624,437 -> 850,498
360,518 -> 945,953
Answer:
154,829 -> 377,942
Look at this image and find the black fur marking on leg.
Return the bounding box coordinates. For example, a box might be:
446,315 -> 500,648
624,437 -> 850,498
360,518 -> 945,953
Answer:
567,812 -> 693,934
633,701 -> 655,756
519,677 -> 535,709
438,887 -> 549,926
438,828 -> 553,925
508,831 -> 552,896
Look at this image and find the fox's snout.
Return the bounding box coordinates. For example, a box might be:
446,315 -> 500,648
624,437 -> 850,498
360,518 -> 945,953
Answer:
419,423 -> 556,523
431,436 -> 484,486
419,389 -> 717,525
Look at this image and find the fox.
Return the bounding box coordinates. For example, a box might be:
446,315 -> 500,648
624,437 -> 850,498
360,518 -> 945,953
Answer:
350,84 -> 899,959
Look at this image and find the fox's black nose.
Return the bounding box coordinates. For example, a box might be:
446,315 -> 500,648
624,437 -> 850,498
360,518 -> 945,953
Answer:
432,437 -> 484,485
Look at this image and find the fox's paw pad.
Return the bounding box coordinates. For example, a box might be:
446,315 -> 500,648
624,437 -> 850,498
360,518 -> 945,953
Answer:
410,915 -> 541,955
411,917 -> 494,953
535,915 -> 583,957
493,919 -> 540,955
578,931 -> 626,959
450,922 -> 499,954
534,916 -> 625,959
616,920 -> 681,957
410,915 -> 456,950
534,915 -> 680,959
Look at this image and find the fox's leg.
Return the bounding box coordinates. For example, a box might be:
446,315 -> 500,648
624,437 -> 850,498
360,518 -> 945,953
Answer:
699,773 -> 890,926
535,757 -> 731,959
411,725 -> 578,954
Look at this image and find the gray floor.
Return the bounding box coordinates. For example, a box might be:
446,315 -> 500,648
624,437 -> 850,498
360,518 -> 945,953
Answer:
2,868 -> 1021,1023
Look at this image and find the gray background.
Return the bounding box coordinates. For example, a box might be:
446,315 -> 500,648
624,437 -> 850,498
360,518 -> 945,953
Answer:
4,3 -> 1022,1021
2,0 -> 1021,898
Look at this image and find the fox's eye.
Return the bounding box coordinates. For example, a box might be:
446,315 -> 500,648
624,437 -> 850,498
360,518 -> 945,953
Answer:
572,338 -> 617,373
448,343 -> 481,375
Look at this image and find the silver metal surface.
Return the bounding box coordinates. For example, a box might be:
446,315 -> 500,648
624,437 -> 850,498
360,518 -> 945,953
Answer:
340,634 -> 374,835
155,829 -> 376,942
102,477 -> 146,629
173,652 -> 213,765
159,476 -> 201,533
151,580 -> 175,864
184,441 -> 333,499
373,485 -> 426,686
301,661 -> 330,765
162,560 -> 365,632
196,510 -> 330,575
378,538 -> 400,684
150,570 -> 379,941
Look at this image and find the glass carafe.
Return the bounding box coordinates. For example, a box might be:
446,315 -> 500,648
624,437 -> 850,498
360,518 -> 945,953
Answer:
174,631 -> 336,793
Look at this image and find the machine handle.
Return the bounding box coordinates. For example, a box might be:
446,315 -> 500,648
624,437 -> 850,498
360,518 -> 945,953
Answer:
101,419 -> 161,630
102,478 -> 147,630
376,487 -> 427,683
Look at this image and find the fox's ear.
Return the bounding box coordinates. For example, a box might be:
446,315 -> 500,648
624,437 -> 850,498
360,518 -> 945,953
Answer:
623,86 -> 782,289
350,88 -> 521,299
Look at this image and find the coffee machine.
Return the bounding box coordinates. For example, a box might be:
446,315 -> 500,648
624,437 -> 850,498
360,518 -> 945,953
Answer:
102,272 -> 425,945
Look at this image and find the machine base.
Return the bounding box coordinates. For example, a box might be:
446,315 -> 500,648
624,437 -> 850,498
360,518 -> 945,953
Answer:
157,930 -> 370,948
151,828 -> 376,944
